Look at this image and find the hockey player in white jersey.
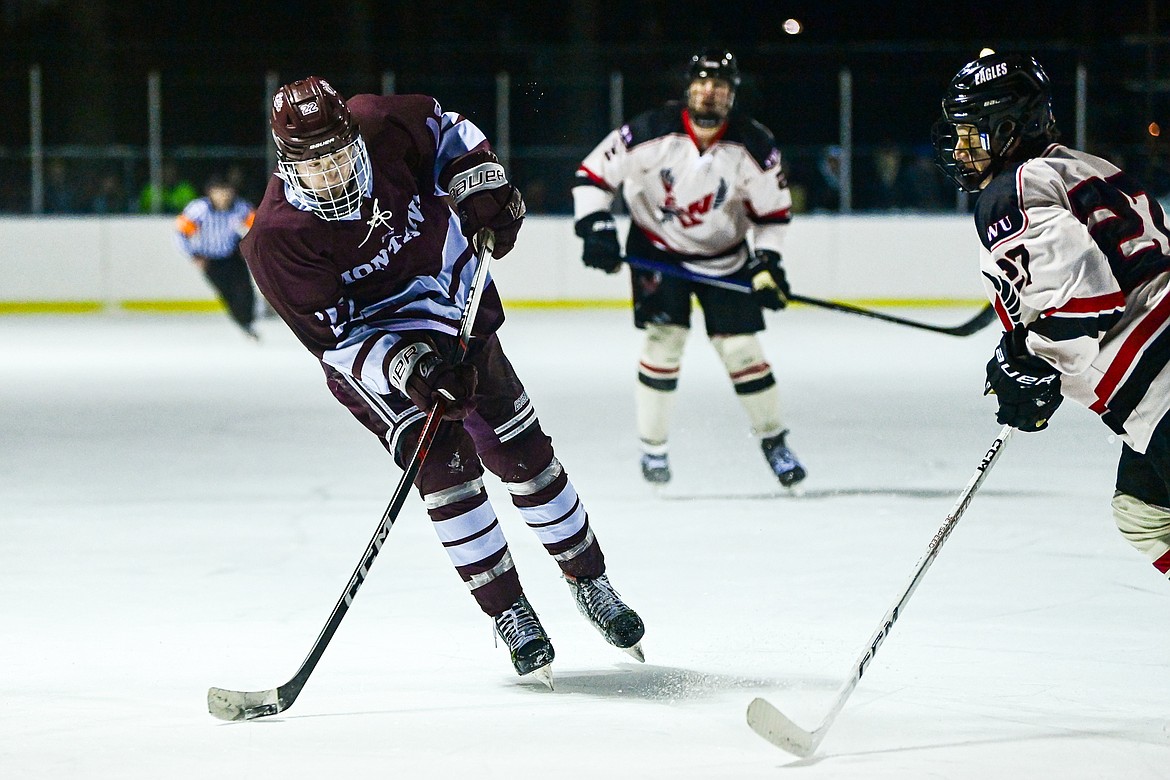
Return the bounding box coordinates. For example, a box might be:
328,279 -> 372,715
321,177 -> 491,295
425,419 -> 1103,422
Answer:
572,48 -> 806,488
934,51 -> 1170,577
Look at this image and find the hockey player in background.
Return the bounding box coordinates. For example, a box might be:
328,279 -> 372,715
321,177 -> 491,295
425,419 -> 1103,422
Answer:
572,48 -> 807,489
240,76 -> 645,685
934,51 -> 1170,577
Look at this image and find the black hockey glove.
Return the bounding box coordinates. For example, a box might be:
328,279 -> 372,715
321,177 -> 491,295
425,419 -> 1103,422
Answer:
389,340 -> 478,421
574,211 -> 622,274
746,249 -> 790,311
984,327 -> 1063,432
440,150 -> 526,257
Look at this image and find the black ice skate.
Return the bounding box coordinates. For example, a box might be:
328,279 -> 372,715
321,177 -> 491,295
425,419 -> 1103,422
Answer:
493,595 -> 554,688
762,430 -> 807,488
565,573 -> 646,662
640,452 -> 671,484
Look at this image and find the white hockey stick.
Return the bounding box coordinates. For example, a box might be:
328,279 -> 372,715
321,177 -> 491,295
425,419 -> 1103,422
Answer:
746,425 -> 1013,756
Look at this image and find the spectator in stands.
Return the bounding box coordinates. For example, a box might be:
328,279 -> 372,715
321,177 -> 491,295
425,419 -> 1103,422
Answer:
140,162 -> 198,214
44,159 -> 79,213
90,173 -> 129,214
804,145 -> 843,212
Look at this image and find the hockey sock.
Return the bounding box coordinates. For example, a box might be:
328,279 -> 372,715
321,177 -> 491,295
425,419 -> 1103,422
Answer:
422,477 -> 522,615
636,324 -> 687,446
710,333 -> 784,438
1112,491 -> 1170,576
504,457 -> 604,579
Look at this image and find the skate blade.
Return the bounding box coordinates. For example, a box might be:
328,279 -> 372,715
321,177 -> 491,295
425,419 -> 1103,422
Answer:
530,664 -> 554,690
622,641 -> 645,663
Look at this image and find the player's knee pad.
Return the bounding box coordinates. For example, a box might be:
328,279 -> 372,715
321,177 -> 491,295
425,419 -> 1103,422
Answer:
1112,491 -> 1170,575
638,324 -> 688,392
478,424 -> 554,485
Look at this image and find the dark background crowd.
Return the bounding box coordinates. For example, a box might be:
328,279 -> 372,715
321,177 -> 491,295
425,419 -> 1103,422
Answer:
3,0 -> 1168,216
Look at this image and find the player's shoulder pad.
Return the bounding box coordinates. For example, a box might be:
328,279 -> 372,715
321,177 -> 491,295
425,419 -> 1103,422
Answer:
347,93 -> 437,135
624,102 -> 687,148
974,161 -> 1028,250
722,114 -> 779,169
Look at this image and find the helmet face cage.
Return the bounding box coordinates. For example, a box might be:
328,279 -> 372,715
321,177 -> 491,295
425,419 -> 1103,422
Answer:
276,135 -> 372,221
686,48 -> 739,126
270,76 -> 370,219
933,53 -> 1056,192
932,118 -> 995,193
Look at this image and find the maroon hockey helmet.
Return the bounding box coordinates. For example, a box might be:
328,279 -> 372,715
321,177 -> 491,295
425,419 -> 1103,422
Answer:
270,77 -> 358,162
270,76 -> 371,220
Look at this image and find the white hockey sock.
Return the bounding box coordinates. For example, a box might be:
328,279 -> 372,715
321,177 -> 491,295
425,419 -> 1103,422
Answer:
1112,491 -> 1170,576
710,333 -> 784,438
636,324 -> 687,448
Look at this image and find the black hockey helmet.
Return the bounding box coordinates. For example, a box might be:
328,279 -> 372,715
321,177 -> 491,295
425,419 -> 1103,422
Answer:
687,48 -> 741,89
933,52 -> 1057,192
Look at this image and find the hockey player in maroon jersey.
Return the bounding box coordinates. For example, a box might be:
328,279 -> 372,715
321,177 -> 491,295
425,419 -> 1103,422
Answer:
934,52 -> 1170,577
572,48 -> 807,489
240,76 -> 645,685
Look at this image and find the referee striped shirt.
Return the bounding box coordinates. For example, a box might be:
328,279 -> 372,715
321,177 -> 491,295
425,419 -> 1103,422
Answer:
175,197 -> 255,260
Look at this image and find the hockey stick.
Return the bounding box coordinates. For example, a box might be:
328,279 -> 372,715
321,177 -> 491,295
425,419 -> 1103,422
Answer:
624,255 -> 997,337
746,424 -> 1013,757
207,232 -> 497,722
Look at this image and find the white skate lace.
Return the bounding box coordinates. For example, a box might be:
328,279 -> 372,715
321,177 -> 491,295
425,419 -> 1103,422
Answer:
573,575 -> 628,627
494,600 -> 544,651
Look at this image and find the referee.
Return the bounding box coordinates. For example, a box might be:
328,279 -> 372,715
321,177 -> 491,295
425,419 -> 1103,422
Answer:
175,174 -> 259,339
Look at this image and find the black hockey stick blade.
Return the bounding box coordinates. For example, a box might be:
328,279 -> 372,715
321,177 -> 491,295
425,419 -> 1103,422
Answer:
624,255 -> 997,337
788,293 -> 998,337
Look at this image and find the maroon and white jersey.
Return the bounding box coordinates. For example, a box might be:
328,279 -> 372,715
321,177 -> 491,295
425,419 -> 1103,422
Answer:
976,143 -> 1170,451
241,93 -> 504,397
573,102 -> 792,275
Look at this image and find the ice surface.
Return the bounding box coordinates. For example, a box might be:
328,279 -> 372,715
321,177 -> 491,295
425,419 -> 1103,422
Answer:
2,305 -> 1168,778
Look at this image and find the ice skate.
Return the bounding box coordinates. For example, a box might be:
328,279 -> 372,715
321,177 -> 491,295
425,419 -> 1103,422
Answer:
493,595 -> 555,689
565,573 -> 646,662
762,430 -> 806,490
640,452 -> 671,484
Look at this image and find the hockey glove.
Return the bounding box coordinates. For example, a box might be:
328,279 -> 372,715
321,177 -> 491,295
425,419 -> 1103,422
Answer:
746,249 -> 790,311
574,211 -> 622,273
984,327 -> 1063,432
440,149 -> 526,257
389,340 -> 478,421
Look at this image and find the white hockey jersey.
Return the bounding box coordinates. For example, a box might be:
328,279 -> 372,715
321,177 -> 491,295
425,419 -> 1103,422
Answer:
573,102 -> 792,276
976,143 -> 1170,452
